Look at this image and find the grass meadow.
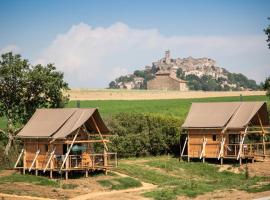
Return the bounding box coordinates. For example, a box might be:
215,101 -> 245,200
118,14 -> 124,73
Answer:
117,156 -> 270,200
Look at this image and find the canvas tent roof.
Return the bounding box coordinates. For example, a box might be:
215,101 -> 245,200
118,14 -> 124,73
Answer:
182,102 -> 269,129
17,108 -> 109,138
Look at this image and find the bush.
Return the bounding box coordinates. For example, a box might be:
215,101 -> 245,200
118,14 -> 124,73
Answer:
107,113 -> 180,157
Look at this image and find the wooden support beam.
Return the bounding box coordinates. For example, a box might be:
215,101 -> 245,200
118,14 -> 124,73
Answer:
29,149 -> 40,172
43,147 -> 56,173
242,131 -> 270,134
200,137 -> 207,160
14,149 -> 24,168
65,140 -> 110,144
180,137 -> 188,159
23,144 -> 26,175
237,130 -> 247,160
218,136 -> 226,161
91,116 -> 108,151
257,113 -> 266,156
60,128 -> 80,171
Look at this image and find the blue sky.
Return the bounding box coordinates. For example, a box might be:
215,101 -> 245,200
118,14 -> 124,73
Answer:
0,0 -> 269,88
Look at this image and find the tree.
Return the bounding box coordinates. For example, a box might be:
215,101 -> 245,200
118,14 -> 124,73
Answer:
109,81 -> 118,89
264,17 -> 270,49
0,52 -> 69,155
263,77 -> 270,98
176,68 -> 185,79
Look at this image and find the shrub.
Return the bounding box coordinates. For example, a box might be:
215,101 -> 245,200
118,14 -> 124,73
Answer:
107,113 -> 180,157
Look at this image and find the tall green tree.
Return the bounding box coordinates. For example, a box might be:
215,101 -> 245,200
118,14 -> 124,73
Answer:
0,52 -> 69,155
264,17 -> 270,49
263,77 -> 270,99
263,18 -> 270,98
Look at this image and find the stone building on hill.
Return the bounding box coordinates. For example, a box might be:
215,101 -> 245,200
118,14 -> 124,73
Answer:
147,70 -> 188,91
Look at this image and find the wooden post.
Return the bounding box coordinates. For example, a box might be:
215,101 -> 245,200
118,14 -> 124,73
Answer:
65,171 -> 68,180
23,145 -> 26,175
85,170 -> 88,178
50,157 -> 53,179
221,157 -> 223,165
35,159 -> 38,176
187,134 -> 190,162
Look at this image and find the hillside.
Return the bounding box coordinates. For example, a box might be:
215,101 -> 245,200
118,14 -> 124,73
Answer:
109,51 -> 259,91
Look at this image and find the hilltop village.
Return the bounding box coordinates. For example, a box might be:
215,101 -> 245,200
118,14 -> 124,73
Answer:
109,51 -> 259,91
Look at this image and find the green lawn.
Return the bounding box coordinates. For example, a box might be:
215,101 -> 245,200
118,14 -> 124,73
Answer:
0,95 -> 269,130
98,177 -> 142,190
116,156 -> 269,200
0,173 -> 59,187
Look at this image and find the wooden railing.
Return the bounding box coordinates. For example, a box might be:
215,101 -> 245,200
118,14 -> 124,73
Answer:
189,143 -> 220,158
53,152 -> 117,170
189,142 -> 270,159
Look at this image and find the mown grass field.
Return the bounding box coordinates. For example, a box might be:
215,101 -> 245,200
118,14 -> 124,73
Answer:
0,95 -> 269,130
117,156 -> 270,200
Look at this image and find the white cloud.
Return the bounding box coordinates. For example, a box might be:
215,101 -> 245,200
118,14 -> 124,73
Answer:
0,44 -> 20,55
36,22 -> 270,88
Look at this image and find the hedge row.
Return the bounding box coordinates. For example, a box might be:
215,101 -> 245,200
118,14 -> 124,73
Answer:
106,113 -> 181,157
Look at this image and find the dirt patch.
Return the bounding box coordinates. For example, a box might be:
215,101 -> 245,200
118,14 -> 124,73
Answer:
0,182 -> 81,199
70,180 -> 156,200
0,170 -> 17,177
0,172 -> 117,199
67,89 -> 265,100
178,189 -> 270,200
240,161 -> 270,177
218,164 -> 242,174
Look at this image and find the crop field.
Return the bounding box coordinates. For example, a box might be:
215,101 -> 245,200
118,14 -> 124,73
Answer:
67,89 -> 266,100
67,95 -> 269,119
0,95 -> 269,130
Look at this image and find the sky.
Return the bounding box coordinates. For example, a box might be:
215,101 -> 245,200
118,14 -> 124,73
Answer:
0,0 -> 269,88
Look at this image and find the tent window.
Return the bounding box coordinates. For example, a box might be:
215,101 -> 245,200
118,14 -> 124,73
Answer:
212,135 -> 217,141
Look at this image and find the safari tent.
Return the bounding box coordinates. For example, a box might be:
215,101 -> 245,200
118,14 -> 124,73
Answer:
180,102 -> 270,164
14,108 -> 117,179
